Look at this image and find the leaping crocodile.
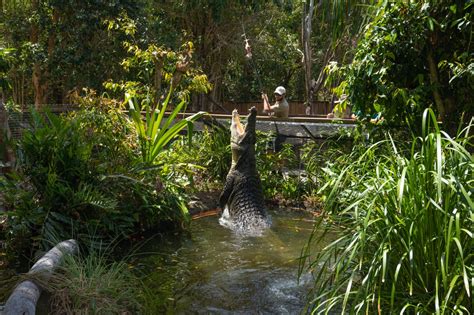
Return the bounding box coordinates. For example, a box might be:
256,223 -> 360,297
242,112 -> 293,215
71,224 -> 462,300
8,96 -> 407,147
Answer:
219,106 -> 271,233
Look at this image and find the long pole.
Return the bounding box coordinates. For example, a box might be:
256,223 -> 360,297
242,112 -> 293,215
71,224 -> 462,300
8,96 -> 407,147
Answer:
241,25 -> 264,94
302,0 -> 315,107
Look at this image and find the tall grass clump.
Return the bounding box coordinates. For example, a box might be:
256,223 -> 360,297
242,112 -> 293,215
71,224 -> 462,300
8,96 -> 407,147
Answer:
33,248 -> 143,314
301,109 -> 473,314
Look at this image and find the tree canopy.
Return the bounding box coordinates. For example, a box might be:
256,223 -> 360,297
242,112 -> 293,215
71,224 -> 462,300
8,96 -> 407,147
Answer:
338,1 -> 473,127
0,0 -> 471,127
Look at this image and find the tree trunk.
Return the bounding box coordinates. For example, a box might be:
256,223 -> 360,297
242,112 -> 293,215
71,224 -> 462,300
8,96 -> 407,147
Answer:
32,64 -> 48,107
31,0 -> 48,108
427,50 -> 445,120
49,7 -> 59,103
0,98 -> 14,173
302,0 -> 315,106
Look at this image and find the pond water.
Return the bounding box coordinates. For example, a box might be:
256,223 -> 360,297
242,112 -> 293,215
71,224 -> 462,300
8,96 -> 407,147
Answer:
133,209 -> 326,314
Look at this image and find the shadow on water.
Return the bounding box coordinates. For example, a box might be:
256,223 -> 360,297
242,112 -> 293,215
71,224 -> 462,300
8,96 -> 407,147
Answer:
133,209 -> 330,314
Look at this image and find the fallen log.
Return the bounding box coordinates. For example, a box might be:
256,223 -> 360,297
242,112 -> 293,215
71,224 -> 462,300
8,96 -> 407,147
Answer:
3,239 -> 78,315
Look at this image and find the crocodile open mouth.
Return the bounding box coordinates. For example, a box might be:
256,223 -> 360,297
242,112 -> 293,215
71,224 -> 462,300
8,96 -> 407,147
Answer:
230,109 -> 245,146
230,107 -> 256,166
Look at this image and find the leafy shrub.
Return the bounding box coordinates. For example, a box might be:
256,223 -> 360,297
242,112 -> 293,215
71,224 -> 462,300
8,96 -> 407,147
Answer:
195,125 -> 233,182
3,106 -> 189,259
300,135 -> 352,198
156,123 -> 231,193
255,133 -> 303,201
126,91 -> 206,165
5,109 -> 125,253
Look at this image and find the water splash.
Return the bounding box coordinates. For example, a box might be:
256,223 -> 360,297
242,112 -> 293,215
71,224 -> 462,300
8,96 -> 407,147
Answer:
218,206 -> 272,236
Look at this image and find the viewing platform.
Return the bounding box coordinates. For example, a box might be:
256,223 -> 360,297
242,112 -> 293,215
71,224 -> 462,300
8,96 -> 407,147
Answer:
193,113 -> 357,139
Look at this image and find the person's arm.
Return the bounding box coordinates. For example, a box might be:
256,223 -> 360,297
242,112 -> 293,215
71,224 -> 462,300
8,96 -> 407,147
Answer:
262,93 -> 272,113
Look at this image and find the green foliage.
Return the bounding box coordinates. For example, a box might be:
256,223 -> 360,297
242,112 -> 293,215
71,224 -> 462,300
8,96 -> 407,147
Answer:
187,125 -> 232,183
67,90 -> 136,174
4,109 -> 133,252
104,14 -> 212,103
126,90 -> 206,165
157,125 -> 231,192
347,2 -> 431,124
255,133 -> 304,201
222,3 -> 304,101
1,0 -> 141,104
301,109 -> 473,313
0,47 -> 14,94
333,1 -> 473,128
3,106 -> 190,259
314,0 -> 374,42
300,134 -> 354,200
0,0 -> 374,106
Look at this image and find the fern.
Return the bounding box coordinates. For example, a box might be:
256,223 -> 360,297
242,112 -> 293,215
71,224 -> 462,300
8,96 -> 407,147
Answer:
72,183 -> 118,211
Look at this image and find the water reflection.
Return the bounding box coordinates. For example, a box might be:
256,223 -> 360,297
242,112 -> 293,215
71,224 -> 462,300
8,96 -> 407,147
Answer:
135,209 -> 325,314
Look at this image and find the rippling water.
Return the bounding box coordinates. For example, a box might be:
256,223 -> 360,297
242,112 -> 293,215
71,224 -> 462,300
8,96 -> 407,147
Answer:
134,209 -> 326,314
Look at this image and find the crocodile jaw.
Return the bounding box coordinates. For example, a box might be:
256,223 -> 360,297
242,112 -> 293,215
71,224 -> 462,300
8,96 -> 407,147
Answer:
230,109 -> 248,166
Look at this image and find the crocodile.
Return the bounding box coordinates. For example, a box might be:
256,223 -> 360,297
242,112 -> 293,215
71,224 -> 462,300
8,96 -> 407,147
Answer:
219,106 -> 271,233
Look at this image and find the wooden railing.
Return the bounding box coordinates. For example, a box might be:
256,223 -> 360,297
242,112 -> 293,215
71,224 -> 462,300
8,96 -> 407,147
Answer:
218,101 -> 332,116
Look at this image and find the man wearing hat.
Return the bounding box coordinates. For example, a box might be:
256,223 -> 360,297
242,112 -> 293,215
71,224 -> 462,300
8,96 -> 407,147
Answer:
261,86 -> 289,118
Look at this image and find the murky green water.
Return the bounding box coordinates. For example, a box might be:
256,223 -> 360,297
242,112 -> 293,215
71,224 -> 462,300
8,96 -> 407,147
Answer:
133,209 -> 325,314
1,209 -> 326,313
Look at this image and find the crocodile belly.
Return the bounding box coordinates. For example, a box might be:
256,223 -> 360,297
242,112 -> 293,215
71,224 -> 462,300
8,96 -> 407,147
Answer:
228,175 -> 270,232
